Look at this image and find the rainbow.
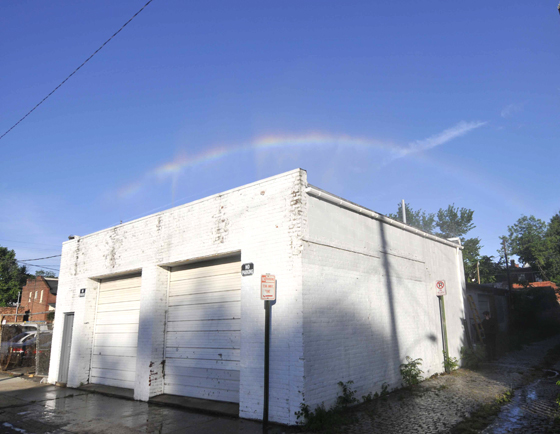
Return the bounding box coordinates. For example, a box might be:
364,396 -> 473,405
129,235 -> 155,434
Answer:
118,133 -> 404,198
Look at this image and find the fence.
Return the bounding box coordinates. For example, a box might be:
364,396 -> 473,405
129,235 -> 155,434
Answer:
0,323 -> 53,376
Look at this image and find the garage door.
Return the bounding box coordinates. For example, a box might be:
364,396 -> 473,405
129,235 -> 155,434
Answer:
91,273 -> 141,389
165,255 -> 241,403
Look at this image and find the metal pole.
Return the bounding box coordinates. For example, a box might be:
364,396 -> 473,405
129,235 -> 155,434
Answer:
502,239 -> 513,311
263,300 -> 271,427
439,296 -> 450,373
15,291 -> 21,322
401,200 -> 407,224
477,261 -> 481,284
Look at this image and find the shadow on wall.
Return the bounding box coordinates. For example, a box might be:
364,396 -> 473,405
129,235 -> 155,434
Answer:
301,222 -> 468,412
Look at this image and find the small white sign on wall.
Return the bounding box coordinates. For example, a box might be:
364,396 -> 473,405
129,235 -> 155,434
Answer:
261,274 -> 276,300
435,280 -> 446,296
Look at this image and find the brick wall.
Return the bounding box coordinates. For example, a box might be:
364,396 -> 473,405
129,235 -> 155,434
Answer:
19,277 -> 56,322
0,307 -> 17,323
48,169 -> 307,425
301,194 -> 466,410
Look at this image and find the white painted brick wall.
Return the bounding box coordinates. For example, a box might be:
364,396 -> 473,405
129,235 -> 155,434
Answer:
48,169 -> 307,425
48,169 -> 465,426
301,195 -> 466,411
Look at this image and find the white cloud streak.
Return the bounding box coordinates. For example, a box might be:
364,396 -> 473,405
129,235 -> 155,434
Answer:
399,120 -> 487,157
501,103 -> 523,118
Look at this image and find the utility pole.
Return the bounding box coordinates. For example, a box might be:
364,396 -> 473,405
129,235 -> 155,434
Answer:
502,239 -> 514,311
14,291 -> 21,322
401,200 -> 407,224
477,261 -> 481,284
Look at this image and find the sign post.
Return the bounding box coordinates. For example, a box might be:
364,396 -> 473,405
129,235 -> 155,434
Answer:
436,280 -> 450,373
261,274 -> 276,427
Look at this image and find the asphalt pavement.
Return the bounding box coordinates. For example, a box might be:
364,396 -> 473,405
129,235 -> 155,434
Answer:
0,376 -> 287,434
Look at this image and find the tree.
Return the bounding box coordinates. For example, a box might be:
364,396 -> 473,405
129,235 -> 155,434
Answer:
387,203 -> 436,234
34,270 -> 57,278
435,204 -> 476,239
477,255 -> 506,284
503,213 -> 560,285
462,237 -> 482,282
544,213 -> 560,283
387,202 -> 480,282
504,215 -> 547,266
0,246 -> 28,306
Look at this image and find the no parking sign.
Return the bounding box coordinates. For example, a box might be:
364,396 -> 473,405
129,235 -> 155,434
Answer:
436,280 -> 446,296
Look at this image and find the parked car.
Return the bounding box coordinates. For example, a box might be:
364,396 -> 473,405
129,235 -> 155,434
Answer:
9,332 -> 37,363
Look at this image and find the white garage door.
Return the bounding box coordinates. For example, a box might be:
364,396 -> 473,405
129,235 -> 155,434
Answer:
165,255 -> 241,403
91,273 -> 141,389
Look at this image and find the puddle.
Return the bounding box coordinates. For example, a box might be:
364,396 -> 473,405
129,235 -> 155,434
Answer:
2,422 -> 29,433
483,378 -> 557,433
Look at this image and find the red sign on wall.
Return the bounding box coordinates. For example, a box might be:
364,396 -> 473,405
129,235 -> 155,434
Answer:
261,274 -> 276,300
436,280 -> 446,296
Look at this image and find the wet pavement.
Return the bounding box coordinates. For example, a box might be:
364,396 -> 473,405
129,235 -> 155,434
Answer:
0,376 -> 287,434
2,337 -> 560,433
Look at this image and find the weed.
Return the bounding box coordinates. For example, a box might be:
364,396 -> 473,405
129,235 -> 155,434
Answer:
380,383 -> 389,401
495,389 -> 513,404
400,356 -> 424,387
443,350 -> 459,372
295,381 -> 359,431
336,381 -> 358,407
361,392 -> 374,403
460,346 -> 486,370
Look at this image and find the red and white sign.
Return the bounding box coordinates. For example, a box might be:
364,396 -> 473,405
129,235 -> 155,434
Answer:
436,280 -> 446,296
261,274 -> 276,300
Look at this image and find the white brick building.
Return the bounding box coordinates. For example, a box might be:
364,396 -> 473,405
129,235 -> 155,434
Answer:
48,169 -> 467,425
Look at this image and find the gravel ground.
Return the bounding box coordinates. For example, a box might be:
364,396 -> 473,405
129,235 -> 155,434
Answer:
299,335 -> 560,434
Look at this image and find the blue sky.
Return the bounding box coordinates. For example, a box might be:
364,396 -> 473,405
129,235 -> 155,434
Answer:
1,1 -> 559,274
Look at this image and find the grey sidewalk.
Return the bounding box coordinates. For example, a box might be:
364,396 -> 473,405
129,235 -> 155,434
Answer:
0,377 -> 288,434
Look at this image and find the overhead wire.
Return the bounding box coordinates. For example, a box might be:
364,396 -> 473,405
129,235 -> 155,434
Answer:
0,238 -> 60,247
16,261 -> 59,272
0,0 -> 155,141
18,254 -> 61,262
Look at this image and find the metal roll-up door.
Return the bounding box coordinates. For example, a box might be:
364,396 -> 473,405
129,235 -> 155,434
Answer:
165,255 -> 241,403
91,273 -> 141,389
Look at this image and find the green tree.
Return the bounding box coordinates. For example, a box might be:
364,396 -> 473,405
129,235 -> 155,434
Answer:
544,213 -> 560,283
504,213 -> 560,285
504,215 -> 547,266
435,204 -> 476,239
388,202 -> 482,282
0,246 -> 28,306
34,270 -> 57,278
476,255 -> 505,284
387,203 -> 436,234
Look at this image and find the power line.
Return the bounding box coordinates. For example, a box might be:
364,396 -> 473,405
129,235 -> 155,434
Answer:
0,238 -> 60,247
0,0 -> 155,141
16,261 -> 59,272
19,254 -> 61,262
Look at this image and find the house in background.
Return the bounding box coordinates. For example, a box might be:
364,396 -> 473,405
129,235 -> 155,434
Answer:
18,276 -> 57,322
48,169 -> 467,425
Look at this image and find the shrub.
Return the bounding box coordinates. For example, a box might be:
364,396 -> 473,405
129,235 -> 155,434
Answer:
443,350 -> 459,372
295,381 -> 359,431
460,346 -> 486,370
336,381 -> 358,407
400,356 -> 423,386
